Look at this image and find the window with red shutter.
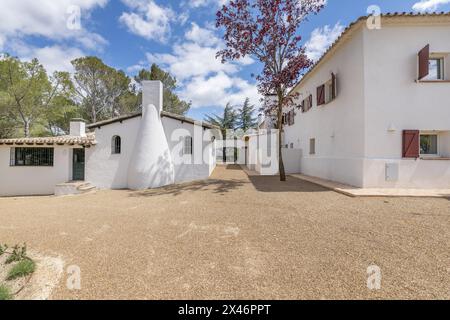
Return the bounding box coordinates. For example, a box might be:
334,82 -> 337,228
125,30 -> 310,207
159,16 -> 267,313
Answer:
317,85 -> 325,106
331,73 -> 337,99
418,44 -> 430,80
402,130 -> 420,158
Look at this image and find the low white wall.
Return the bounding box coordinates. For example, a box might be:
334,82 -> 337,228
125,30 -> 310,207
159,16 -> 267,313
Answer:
300,156 -> 365,187
0,146 -> 72,196
282,149 -> 302,174
363,159 -> 450,189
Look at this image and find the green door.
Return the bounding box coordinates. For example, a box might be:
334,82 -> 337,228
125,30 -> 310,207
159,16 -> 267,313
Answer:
73,149 -> 85,181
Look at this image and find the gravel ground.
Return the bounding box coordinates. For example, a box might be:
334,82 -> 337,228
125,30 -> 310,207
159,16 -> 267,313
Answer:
0,165 -> 449,300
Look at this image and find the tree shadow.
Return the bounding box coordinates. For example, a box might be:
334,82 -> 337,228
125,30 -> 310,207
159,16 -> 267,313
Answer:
225,164 -> 243,170
247,174 -> 329,193
128,178 -> 246,197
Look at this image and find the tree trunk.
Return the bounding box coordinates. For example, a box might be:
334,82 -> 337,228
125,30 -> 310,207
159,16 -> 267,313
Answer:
277,96 -> 286,182
91,105 -> 97,124
222,129 -> 227,163
24,120 -> 30,138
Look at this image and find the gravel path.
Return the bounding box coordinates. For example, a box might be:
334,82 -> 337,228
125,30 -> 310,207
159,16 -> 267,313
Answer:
0,165 -> 449,299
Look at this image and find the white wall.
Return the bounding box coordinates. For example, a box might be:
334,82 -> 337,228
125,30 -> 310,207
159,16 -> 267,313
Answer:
0,146 -> 73,196
281,20 -> 450,189
86,115 -> 216,190
284,25 -> 367,187
86,117 -> 140,189
362,23 -> 450,188
162,116 -> 216,184
246,132 -> 279,176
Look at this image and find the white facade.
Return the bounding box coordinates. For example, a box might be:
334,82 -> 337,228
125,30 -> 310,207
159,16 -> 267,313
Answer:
0,146 -> 77,196
281,14 -> 450,188
0,81 -> 217,196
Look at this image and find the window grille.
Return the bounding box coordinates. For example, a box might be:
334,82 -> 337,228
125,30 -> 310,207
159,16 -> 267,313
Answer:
10,148 -> 54,166
184,136 -> 193,155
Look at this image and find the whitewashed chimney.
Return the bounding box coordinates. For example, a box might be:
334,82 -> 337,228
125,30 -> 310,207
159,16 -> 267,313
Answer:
70,119 -> 86,137
142,80 -> 163,115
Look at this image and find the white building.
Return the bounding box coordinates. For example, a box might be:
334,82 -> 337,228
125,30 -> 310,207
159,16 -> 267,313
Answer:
0,81 -> 218,196
279,12 -> 450,189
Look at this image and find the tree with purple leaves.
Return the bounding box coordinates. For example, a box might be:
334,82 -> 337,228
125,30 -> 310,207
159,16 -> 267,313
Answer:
216,0 -> 325,181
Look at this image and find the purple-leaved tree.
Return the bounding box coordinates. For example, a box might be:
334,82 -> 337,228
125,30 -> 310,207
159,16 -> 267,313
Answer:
216,0 -> 325,181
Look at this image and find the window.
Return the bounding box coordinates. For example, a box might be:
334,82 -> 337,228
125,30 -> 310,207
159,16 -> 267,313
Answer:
309,139 -> 316,155
420,134 -> 438,155
302,94 -> 313,112
317,84 -> 325,106
112,136 -> 121,154
325,80 -> 333,103
184,136 -> 193,155
10,148 -> 54,166
424,58 -> 444,81
290,143 -> 294,149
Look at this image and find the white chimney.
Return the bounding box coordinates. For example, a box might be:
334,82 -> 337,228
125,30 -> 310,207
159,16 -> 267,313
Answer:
70,119 -> 86,137
142,80 -> 163,115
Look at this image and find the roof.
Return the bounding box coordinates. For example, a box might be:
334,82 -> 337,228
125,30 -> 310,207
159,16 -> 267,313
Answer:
86,111 -> 219,130
289,11 -> 450,95
0,132 -> 96,147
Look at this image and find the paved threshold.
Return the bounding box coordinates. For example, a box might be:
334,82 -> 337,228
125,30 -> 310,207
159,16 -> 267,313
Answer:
291,174 -> 450,198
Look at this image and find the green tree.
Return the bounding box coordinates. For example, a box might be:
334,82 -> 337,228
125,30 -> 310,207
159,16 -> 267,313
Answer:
0,93 -> 16,138
42,71 -> 78,136
237,98 -> 258,132
204,103 -> 238,162
72,56 -> 138,123
0,56 -> 70,137
135,64 -> 191,115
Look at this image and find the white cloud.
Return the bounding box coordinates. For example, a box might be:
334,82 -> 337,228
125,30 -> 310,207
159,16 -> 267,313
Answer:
142,23 -> 259,109
0,0 -> 108,51
186,0 -> 228,8
305,22 -> 345,62
9,42 -> 84,74
412,0 -> 450,12
179,72 -> 260,108
119,0 -> 175,42
185,23 -> 220,47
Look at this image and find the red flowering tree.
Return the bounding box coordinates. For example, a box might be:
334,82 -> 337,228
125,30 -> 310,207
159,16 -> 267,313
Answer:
216,0 -> 325,181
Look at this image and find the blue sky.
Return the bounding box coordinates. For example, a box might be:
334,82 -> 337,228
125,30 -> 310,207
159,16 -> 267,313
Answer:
1,0 -> 449,120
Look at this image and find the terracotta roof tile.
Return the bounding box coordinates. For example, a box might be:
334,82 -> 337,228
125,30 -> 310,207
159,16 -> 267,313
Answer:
0,132 -> 96,147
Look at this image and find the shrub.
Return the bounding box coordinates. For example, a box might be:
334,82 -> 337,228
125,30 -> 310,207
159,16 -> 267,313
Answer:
5,244 -> 27,264
7,259 -> 36,281
0,285 -> 12,300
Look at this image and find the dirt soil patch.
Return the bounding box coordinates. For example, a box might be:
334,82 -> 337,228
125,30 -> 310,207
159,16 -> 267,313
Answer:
0,165 -> 449,299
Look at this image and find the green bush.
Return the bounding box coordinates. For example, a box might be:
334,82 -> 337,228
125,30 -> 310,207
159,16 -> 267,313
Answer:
0,285 -> 12,300
7,259 -> 36,281
5,244 -> 27,264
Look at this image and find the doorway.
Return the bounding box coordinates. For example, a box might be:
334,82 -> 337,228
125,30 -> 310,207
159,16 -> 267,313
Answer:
72,149 -> 85,181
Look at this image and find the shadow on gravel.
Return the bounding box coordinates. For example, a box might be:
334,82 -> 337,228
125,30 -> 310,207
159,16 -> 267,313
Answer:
128,178 -> 246,197
248,175 -> 329,193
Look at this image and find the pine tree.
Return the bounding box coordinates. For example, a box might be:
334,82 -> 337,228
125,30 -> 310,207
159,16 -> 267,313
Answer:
204,103 -> 238,162
237,98 -> 258,132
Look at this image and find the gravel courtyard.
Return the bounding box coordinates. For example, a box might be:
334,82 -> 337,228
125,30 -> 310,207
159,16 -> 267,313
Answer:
0,165 -> 449,300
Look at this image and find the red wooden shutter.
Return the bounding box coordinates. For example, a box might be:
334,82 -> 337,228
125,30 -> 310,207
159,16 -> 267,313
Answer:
317,85 -> 325,106
331,73 -> 337,99
402,130 -> 420,158
418,44 -> 430,80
